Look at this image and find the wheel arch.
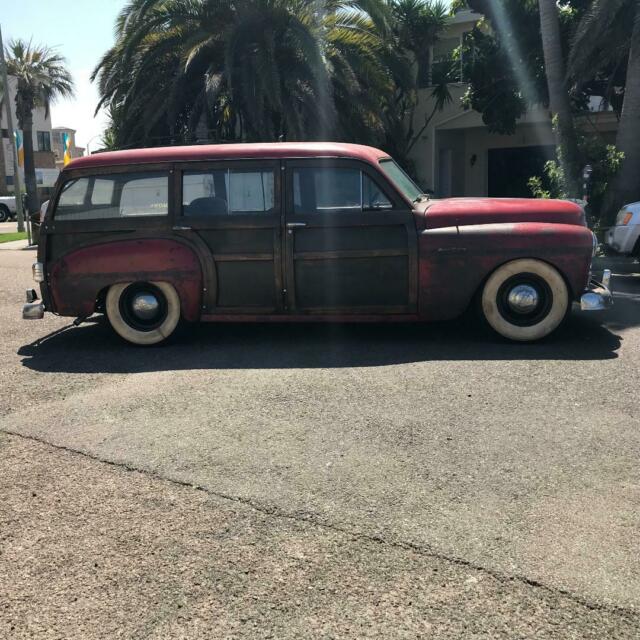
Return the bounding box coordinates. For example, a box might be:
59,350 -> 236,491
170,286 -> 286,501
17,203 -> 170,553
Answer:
49,238 -> 204,321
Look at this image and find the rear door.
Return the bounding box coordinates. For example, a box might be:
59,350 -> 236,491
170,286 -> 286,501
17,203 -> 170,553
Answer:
176,160 -> 283,313
283,159 -> 418,314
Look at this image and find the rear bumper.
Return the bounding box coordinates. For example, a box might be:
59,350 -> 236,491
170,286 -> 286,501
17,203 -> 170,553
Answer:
580,269 -> 613,311
22,288 -> 45,320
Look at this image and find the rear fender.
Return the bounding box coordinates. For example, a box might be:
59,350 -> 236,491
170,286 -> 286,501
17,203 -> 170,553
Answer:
419,223 -> 593,320
49,239 -> 203,320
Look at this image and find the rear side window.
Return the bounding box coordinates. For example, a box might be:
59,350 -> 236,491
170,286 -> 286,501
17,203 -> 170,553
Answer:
55,172 -> 169,220
293,167 -> 392,213
183,168 -> 275,216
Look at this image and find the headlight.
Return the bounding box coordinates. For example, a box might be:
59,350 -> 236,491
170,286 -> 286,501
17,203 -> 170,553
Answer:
616,209 -> 633,226
32,262 -> 44,283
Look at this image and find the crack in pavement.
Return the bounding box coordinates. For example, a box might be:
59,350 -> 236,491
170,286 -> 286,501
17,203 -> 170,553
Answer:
3,427 -> 638,624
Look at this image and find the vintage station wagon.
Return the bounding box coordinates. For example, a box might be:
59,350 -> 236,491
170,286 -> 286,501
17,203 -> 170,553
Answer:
23,142 -> 612,345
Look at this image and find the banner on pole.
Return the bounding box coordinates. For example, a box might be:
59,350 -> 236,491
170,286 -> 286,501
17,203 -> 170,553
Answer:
14,130 -> 24,167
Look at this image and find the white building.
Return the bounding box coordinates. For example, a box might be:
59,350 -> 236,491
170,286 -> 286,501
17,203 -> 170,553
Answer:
1,75 -> 59,197
410,9 -> 618,198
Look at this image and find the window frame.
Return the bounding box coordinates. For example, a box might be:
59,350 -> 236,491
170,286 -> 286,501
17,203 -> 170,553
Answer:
48,164 -> 173,232
175,159 -> 281,229
37,131 -> 52,152
286,158 -> 406,217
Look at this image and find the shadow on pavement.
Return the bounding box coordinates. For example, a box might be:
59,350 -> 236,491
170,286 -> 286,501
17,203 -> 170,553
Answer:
18,311 -> 625,374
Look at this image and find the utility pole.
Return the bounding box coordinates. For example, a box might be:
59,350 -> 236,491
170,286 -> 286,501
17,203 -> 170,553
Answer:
0,24 -> 26,234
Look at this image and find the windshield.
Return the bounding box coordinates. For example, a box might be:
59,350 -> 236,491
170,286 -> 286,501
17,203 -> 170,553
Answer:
379,158 -> 423,203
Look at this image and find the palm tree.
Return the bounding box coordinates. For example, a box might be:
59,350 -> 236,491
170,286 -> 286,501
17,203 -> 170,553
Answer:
5,40 -> 74,214
538,0 -> 580,197
569,0 -> 640,219
93,0 -> 395,148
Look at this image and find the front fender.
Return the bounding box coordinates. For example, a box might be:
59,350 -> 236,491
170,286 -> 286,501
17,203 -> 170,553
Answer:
49,239 -> 203,321
419,223 -> 593,320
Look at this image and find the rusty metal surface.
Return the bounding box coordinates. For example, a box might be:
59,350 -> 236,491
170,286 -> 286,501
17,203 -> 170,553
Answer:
418,222 -> 593,321
49,239 -> 202,320
424,198 -> 586,230
66,142 -> 392,172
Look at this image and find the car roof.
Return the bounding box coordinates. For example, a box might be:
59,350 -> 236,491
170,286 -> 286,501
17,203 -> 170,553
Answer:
67,142 -> 391,170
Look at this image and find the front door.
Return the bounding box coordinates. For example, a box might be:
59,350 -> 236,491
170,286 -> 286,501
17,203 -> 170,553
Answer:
283,159 -> 418,314
176,160 -> 283,313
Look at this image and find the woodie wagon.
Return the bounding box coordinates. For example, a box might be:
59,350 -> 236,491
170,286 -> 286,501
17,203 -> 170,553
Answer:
23,142 -> 612,345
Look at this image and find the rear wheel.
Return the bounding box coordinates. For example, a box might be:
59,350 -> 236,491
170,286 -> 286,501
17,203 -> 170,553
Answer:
0,205 -> 10,222
479,259 -> 569,342
106,281 -> 180,346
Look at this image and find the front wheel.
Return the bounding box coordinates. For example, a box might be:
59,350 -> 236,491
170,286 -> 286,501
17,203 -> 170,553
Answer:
479,259 -> 570,342
0,205 -> 10,222
106,281 -> 181,346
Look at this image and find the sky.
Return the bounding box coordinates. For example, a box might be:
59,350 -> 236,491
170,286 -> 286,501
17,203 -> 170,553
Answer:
2,0 -> 128,150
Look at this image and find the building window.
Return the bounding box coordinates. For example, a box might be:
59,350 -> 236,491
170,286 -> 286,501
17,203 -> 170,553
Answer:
1,129 -> 9,139
37,131 -> 52,152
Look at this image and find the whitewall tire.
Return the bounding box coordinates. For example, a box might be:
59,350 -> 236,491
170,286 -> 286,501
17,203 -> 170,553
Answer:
480,259 -> 569,342
106,281 -> 181,346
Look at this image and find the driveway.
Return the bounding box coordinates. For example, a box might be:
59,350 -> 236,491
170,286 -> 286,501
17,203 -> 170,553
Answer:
1,249 -> 639,638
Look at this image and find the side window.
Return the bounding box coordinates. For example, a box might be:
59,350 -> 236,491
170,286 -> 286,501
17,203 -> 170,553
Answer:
55,172 -> 169,220
293,167 -> 392,213
91,178 -> 115,205
58,178 -> 89,207
183,168 -> 275,216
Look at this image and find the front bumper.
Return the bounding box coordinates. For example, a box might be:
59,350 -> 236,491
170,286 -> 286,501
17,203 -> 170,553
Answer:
22,288 -> 45,320
580,269 -> 613,311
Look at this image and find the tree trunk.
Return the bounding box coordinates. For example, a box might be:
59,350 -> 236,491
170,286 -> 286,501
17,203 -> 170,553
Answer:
0,132 -> 7,195
609,3 -> 640,217
538,0 -> 581,198
20,111 -> 39,215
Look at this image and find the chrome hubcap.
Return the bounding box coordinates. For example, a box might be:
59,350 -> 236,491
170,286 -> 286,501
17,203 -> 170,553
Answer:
507,284 -> 539,314
131,293 -> 160,321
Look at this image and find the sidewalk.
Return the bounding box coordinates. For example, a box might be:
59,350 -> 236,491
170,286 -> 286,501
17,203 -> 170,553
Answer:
0,239 -> 33,251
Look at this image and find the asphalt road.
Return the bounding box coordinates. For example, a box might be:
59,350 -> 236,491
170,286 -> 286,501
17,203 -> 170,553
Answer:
1,249 -> 639,638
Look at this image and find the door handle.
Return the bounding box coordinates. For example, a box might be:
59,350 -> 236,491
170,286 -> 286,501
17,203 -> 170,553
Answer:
172,225 -> 192,231
286,222 -> 307,229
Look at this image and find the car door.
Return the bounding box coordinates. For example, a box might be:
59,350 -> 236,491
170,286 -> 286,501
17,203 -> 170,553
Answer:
176,160 -> 283,313
283,159 -> 418,314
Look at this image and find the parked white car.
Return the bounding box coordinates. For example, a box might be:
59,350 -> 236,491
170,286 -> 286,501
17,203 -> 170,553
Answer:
0,195 -> 17,222
605,202 -> 640,256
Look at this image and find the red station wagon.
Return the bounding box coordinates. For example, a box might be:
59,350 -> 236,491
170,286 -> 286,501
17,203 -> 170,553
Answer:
23,142 -> 612,345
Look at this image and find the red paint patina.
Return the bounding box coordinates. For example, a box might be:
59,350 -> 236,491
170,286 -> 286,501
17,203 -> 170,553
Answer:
418,221 -> 592,320
67,142 -> 390,171
49,239 -> 202,320
422,197 -> 586,230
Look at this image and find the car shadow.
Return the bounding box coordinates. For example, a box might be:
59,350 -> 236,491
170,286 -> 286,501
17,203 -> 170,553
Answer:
18,306 -> 627,375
